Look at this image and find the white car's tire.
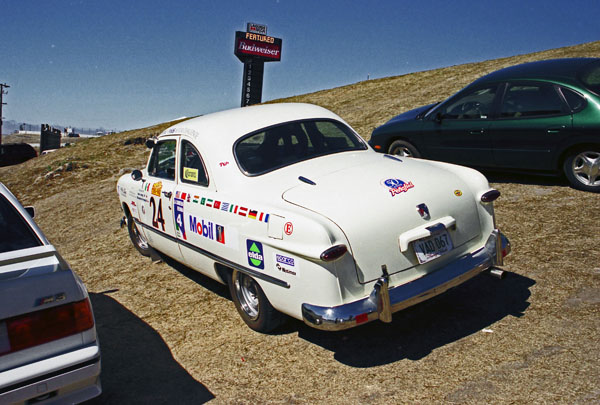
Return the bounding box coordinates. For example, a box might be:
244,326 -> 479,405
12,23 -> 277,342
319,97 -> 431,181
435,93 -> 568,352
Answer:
229,270 -> 285,333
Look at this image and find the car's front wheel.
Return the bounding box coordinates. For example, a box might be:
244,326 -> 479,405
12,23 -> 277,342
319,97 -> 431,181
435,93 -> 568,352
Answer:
126,212 -> 151,256
388,140 -> 421,158
229,270 -> 285,333
563,148 -> 600,192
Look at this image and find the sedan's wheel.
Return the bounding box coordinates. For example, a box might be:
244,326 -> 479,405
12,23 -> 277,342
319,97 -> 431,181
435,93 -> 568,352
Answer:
388,140 -> 421,158
229,270 -> 285,333
563,149 -> 600,192
127,213 -> 151,256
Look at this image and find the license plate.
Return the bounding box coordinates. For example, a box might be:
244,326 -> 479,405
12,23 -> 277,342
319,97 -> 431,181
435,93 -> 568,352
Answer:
413,229 -> 453,264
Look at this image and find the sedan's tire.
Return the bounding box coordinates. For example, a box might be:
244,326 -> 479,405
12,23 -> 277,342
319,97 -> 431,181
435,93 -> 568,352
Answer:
127,212 -> 151,257
388,140 -> 421,158
229,270 -> 285,333
563,148 -> 600,192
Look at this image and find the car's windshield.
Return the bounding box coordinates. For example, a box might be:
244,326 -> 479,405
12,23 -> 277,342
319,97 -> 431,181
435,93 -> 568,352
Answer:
0,195 -> 42,253
235,119 -> 367,175
579,59 -> 600,96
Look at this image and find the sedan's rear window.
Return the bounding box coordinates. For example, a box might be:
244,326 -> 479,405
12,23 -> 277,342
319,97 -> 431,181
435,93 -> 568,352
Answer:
579,60 -> 600,95
235,119 -> 367,175
0,195 -> 42,253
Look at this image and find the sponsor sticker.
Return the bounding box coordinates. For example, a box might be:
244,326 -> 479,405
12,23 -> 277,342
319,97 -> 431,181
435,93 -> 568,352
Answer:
382,178 -> 414,197
151,181 -> 163,197
118,185 -> 128,198
247,240 -> 264,269
174,198 -> 186,240
454,190 -> 463,197
188,215 -> 225,244
183,167 -> 198,182
274,253 -> 299,276
284,222 -> 294,235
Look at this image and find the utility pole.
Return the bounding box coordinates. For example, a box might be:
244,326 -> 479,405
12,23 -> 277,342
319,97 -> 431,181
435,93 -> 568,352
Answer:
0,83 -> 9,145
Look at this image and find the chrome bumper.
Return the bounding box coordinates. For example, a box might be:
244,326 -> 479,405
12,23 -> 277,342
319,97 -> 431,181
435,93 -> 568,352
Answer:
302,230 -> 510,331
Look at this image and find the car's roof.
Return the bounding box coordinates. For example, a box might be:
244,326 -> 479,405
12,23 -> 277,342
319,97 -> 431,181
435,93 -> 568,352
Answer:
473,58 -> 600,84
158,103 -> 345,148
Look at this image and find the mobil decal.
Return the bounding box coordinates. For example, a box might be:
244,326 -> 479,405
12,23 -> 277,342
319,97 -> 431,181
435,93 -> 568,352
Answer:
274,253 -> 299,276
246,240 -> 264,269
174,198 -> 186,240
381,178 -> 414,197
188,215 -> 225,244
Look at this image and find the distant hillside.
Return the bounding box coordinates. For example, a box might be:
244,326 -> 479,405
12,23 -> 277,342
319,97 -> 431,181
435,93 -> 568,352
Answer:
1,40 -> 599,205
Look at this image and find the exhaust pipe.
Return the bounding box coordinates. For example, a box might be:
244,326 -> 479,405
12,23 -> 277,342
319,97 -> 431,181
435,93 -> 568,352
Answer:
488,268 -> 506,279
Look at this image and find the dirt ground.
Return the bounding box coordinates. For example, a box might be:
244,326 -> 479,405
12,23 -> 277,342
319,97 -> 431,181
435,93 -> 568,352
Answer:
4,168 -> 596,405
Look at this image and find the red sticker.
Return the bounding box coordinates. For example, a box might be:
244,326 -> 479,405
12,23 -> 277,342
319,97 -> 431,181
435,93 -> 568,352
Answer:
284,222 -> 294,235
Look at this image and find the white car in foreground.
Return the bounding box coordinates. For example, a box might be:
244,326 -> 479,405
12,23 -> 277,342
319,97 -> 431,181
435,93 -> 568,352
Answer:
0,183 -> 101,403
117,103 -> 510,332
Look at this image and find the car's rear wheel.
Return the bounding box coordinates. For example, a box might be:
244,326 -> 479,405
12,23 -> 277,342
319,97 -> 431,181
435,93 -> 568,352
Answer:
563,148 -> 600,192
127,212 -> 151,256
388,140 -> 421,158
229,270 -> 285,333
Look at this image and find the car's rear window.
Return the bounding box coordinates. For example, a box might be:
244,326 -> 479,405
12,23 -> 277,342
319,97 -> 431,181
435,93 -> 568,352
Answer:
235,119 -> 367,175
579,60 -> 600,95
0,195 -> 42,253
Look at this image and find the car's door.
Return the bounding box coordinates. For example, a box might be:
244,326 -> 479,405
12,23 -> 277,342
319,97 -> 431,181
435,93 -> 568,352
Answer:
422,85 -> 499,167
489,82 -> 573,170
173,138 -> 240,282
141,138 -> 182,260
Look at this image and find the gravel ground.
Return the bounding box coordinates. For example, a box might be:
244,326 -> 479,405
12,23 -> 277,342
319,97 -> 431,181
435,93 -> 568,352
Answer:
16,170 -> 599,405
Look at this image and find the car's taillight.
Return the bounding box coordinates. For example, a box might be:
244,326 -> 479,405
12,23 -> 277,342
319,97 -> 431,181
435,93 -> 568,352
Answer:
481,189 -> 501,203
0,299 -> 94,356
320,245 -> 348,262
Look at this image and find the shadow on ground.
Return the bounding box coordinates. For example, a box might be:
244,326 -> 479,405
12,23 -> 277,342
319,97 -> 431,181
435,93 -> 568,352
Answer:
86,292 -> 214,404
297,271 -> 535,367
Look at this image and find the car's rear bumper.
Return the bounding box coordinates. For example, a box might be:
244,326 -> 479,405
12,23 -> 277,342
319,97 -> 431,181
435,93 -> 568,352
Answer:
302,229 -> 510,331
0,344 -> 101,404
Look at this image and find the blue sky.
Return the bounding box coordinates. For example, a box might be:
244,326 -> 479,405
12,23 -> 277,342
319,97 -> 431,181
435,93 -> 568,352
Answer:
1,0 -> 599,131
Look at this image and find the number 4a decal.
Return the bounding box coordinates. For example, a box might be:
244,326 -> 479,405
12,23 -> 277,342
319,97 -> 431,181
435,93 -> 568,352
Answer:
149,197 -> 166,231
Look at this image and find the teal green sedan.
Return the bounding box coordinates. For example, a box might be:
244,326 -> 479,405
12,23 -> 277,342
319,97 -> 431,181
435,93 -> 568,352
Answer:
369,58 -> 600,192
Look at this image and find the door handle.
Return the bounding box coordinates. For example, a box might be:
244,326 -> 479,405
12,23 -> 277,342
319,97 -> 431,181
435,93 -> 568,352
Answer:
162,191 -> 172,199
547,126 -> 566,134
469,129 -> 484,135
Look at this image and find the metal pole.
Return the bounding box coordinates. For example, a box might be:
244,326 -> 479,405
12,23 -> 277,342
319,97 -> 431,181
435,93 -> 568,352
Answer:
0,83 -> 9,145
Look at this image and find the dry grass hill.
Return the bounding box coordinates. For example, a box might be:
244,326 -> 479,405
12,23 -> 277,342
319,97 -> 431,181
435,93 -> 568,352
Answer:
1,41 -> 599,404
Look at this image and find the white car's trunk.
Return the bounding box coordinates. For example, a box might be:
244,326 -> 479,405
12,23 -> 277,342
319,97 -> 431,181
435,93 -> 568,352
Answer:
283,157 -> 483,283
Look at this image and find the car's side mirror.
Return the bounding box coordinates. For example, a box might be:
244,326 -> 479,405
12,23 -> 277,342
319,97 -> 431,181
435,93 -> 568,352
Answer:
434,112 -> 443,123
24,206 -> 35,218
131,170 -> 143,181
145,138 -> 157,149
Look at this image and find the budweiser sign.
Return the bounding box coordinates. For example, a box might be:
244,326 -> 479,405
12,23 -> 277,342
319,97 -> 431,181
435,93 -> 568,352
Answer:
234,31 -> 282,62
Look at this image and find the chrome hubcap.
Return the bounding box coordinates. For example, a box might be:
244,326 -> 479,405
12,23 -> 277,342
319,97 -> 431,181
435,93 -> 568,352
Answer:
394,146 -> 413,157
235,272 -> 260,320
130,220 -> 148,249
572,151 -> 600,186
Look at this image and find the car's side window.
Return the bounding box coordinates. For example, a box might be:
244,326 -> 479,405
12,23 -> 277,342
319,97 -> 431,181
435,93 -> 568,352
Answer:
180,140 -> 209,186
148,140 -> 177,180
559,87 -> 587,113
500,83 -> 566,118
439,86 -> 497,120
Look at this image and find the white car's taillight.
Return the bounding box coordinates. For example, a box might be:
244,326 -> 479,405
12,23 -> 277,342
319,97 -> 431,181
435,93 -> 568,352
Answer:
0,299 -> 94,356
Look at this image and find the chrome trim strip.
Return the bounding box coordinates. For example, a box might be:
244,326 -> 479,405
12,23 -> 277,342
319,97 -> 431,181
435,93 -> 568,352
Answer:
135,219 -> 290,289
302,230 -> 510,331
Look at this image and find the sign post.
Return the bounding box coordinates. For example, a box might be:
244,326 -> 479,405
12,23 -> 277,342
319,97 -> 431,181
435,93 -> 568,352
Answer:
234,24 -> 282,107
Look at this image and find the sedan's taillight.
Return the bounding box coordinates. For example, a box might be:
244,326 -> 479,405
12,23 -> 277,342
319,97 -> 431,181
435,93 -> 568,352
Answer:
0,299 -> 94,356
320,245 -> 348,262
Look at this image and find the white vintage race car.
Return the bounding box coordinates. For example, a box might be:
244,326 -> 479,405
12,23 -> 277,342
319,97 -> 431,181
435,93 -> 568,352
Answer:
117,103 -> 510,332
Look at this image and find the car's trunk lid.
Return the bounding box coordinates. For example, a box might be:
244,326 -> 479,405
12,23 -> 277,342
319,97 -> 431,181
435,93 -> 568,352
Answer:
282,157 -> 482,283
